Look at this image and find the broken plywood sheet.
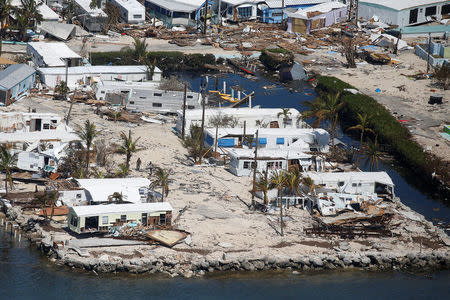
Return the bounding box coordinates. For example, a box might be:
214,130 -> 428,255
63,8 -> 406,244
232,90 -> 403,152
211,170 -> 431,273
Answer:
145,230 -> 189,247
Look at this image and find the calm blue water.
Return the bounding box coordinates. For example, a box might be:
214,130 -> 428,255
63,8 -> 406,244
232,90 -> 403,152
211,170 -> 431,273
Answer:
0,229 -> 448,300
0,73 -> 448,299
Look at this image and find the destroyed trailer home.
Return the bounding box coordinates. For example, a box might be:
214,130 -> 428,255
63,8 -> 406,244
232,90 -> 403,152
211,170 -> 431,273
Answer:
0,112 -> 79,172
176,107 -> 304,133
358,0 -> 449,28
204,127 -> 330,153
145,0 -> 205,26
27,42 -> 82,68
107,0 -> 146,24
314,191 -> 381,216
219,0 -> 264,21
38,65 -> 152,89
262,0 -> 337,24
73,0 -> 108,32
58,178 -> 155,206
304,171 -> 395,198
228,148 -> 313,176
286,1 -> 347,34
0,64 -> 36,106
93,76 -> 201,113
38,22 -> 77,41
67,202 -> 173,234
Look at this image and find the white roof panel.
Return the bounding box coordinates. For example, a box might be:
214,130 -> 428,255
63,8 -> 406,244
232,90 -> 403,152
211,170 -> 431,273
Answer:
228,148 -> 312,159
205,127 -> 328,137
304,171 -> 394,186
28,42 -> 81,67
181,107 -> 301,118
75,178 -> 151,204
38,65 -> 148,75
286,1 -> 347,18
359,0 -> 446,11
71,202 -> 173,217
265,0 -> 335,9
145,0 -> 204,12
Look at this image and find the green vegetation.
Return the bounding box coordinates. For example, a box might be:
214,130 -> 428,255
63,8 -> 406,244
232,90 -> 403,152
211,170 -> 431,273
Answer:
91,51 -> 216,73
314,76 -> 449,187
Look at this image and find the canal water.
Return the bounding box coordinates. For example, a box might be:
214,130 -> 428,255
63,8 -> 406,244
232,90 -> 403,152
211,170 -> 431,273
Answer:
0,73 -> 448,299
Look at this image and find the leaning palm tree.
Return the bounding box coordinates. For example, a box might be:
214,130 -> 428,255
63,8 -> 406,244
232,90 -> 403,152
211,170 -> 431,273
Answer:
255,171 -> 270,205
277,108 -> 292,128
346,113 -> 374,149
0,0 -> 13,55
76,120 -> 98,175
317,92 -> 344,148
359,136 -> 384,171
270,170 -> 287,236
151,167 -> 170,201
302,98 -> 327,128
133,37 -> 148,64
116,130 -> 141,169
0,145 -> 17,195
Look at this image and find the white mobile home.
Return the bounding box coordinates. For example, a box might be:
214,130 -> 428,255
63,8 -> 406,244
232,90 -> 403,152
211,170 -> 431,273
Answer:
107,0 -> 146,24
358,0 -> 449,28
204,127 -> 330,152
228,148 -> 312,176
304,171 -> 395,196
176,107 -> 304,133
59,178 -> 152,206
68,202 -> 173,234
38,65 -> 150,89
27,42 -> 82,68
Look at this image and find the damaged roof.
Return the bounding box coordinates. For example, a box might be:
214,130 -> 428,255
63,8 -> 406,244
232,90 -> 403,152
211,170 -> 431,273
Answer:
0,64 -> 35,90
265,0 -> 335,8
359,0 -> 447,11
145,0 -> 205,12
304,171 -> 395,186
70,202 -> 174,217
39,22 -> 77,41
28,42 -> 81,67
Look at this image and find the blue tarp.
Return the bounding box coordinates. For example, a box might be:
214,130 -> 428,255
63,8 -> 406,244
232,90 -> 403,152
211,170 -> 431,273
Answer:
218,138 -> 235,147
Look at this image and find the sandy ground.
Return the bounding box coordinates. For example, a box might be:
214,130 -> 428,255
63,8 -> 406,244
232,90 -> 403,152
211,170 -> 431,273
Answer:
298,49 -> 450,162
3,96 -> 449,261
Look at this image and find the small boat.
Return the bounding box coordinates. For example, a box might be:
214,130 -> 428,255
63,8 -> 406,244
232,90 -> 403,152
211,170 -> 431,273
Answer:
140,116 -> 163,124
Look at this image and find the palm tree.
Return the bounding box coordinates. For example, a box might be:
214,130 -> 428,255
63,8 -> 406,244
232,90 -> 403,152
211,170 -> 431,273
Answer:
151,167 -> 170,201
302,98 -> 327,128
360,136 -> 384,171
115,163 -> 129,178
0,145 -> 16,195
314,92 -> 344,148
243,135 -> 255,149
16,0 -> 43,42
277,108 -> 292,128
270,170 -> 286,236
300,176 -> 315,209
133,37 -> 148,64
255,171 -> 270,205
0,0 -> 13,55
286,165 -> 302,207
76,120 -> 98,175
116,130 -> 141,169
61,0 -> 76,23
346,113 -> 374,148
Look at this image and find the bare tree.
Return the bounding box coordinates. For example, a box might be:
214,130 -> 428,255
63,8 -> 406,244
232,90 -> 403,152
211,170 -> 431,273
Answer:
340,37 -> 357,68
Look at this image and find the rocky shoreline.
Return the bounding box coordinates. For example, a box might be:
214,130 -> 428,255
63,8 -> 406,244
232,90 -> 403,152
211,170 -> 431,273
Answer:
2,204 -> 449,278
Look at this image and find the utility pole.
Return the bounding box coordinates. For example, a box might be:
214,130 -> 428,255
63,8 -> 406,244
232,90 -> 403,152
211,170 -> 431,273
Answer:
242,120 -> 246,146
203,0 -> 208,35
281,0 -> 285,24
426,32 -> 431,73
200,78 -> 207,163
355,0 -> 359,25
181,83 -> 187,139
218,0 -> 222,25
280,184 -> 284,236
251,130 -> 259,208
